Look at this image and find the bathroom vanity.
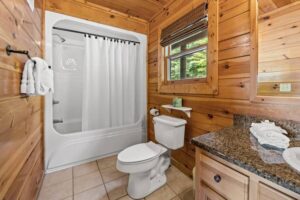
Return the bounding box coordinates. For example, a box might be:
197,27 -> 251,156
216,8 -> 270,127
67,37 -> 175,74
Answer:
192,115 -> 300,200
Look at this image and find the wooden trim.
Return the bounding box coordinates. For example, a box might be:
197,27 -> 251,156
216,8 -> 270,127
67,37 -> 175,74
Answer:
250,0 -> 300,105
249,0 -> 258,102
157,0 -> 218,95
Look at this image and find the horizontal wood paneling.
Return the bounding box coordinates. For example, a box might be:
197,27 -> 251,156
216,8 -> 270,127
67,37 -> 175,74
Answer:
4,141 -> 43,200
219,0 -> 248,12
0,0 -> 44,199
219,56 -> 250,79
86,0 -> 173,20
147,0 -> 300,176
258,82 -> 300,96
46,0 -> 149,34
218,78 -> 250,99
259,0 -> 295,15
219,34 -> 250,60
258,58 -> 300,73
219,11 -> 250,41
258,3 -> 300,96
219,0 -> 249,22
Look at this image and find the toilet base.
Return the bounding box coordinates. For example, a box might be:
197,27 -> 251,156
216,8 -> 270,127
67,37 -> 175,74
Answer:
127,154 -> 170,199
127,172 -> 167,199
150,173 -> 167,193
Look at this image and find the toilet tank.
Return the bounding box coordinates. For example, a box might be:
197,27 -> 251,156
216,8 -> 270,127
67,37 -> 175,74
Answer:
153,115 -> 187,150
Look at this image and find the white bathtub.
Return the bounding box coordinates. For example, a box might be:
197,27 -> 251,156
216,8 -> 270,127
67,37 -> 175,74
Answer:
45,117 -> 145,173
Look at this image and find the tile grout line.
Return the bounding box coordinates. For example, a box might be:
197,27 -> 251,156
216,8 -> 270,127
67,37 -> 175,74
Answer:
96,160 -> 110,199
73,167 -> 104,195
73,158 -> 126,198
165,166 -> 193,200
97,157 -> 129,200
72,167 -> 75,200
73,184 -> 105,197
73,162 -> 100,178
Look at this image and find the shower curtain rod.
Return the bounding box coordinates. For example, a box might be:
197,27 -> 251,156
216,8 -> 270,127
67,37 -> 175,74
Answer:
53,27 -> 140,44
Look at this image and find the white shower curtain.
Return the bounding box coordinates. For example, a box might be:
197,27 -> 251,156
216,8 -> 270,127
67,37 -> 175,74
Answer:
82,36 -> 140,131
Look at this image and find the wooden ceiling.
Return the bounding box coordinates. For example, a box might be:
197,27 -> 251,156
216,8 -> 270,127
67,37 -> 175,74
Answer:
86,0 -> 174,21
258,0 -> 297,15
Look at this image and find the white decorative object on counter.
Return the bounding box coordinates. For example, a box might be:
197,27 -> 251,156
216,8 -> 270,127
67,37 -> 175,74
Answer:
250,120 -> 290,149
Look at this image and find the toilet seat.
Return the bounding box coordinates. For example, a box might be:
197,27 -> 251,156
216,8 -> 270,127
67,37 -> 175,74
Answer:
118,142 -> 166,164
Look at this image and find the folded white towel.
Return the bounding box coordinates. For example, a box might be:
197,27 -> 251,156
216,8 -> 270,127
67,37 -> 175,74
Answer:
20,57 -> 54,95
21,59 -> 35,95
33,57 -> 54,95
250,120 -> 290,149
251,120 -> 288,135
250,127 -> 290,149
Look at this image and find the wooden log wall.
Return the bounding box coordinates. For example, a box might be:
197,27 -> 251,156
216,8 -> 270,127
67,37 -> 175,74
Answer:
45,0 -> 149,34
258,3 -> 300,96
148,0 -> 300,176
0,0 -> 44,199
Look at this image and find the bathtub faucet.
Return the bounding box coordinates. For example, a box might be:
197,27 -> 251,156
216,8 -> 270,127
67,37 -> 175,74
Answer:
53,119 -> 63,124
53,99 -> 60,105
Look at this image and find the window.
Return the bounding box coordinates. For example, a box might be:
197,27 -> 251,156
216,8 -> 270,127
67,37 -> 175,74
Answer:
157,1 -> 218,95
165,31 -> 208,81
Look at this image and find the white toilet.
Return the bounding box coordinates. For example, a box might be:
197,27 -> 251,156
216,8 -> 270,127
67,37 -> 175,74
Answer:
116,115 -> 187,199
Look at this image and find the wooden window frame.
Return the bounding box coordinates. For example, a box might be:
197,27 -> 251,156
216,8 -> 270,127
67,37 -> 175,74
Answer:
157,0 -> 219,95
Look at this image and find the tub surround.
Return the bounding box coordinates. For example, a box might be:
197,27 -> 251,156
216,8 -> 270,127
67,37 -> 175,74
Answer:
192,115 -> 300,194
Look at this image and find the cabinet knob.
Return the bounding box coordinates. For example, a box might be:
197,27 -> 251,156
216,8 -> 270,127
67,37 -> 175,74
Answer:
214,175 -> 222,183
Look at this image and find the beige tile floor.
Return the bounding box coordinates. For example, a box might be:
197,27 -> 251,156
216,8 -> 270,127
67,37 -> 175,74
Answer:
38,155 -> 194,200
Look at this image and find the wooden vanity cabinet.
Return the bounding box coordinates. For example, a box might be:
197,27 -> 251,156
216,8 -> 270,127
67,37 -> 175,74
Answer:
201,183 -> 226,200
199,153 -> 249,200
258,183 -> 296,200
195,149 -> 300,200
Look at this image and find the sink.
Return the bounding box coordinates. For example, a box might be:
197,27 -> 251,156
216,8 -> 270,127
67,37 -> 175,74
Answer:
282,147 -> 300,173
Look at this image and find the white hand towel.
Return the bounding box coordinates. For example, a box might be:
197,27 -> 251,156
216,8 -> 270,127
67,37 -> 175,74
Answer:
250,120 -> 290,149
251,120 -> 288,134
20,59 -> 35,95
33,57 -> 54,95
250,127 -> 290,149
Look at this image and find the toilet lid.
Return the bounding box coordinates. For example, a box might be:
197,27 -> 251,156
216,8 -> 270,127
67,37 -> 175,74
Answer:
118,142 -> 164,163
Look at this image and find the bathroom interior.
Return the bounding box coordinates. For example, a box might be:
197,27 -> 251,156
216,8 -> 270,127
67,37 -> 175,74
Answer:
1,0 -> 300,200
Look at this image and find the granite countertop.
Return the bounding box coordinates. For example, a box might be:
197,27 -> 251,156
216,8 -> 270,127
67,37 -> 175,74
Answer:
191,115 -> 300,194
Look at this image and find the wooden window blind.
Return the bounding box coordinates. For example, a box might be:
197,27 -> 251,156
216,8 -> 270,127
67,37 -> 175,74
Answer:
160,3 -> 208,47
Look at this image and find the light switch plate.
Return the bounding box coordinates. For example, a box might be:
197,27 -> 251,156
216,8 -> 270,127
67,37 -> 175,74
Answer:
279,83 -> 292,92
27,0 -> 35,12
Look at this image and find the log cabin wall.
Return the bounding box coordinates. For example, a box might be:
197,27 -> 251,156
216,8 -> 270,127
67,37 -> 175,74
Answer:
45,0 -> 149,34
0,0 -> 44,200
258,3 -> 300,97
148,0 -> 300,176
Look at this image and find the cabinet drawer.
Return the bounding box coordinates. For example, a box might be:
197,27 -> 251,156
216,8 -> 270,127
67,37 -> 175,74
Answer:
258,183 -> 296,200
200,155 -> 249,200
201,183 -> 226,200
